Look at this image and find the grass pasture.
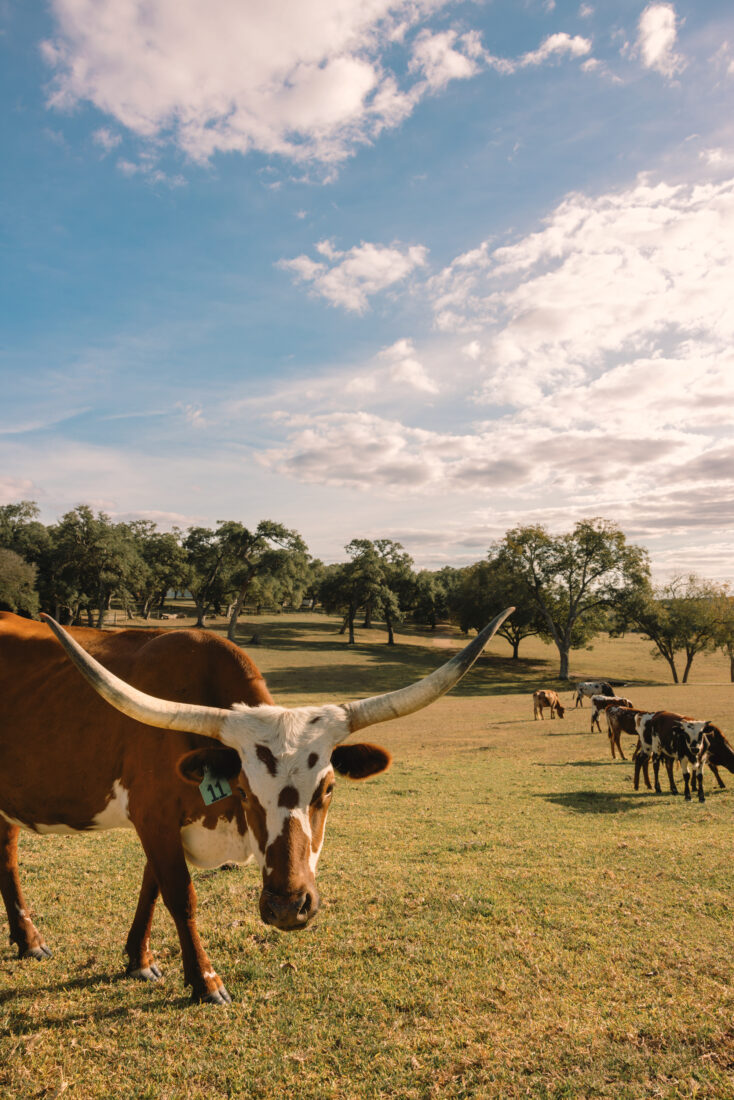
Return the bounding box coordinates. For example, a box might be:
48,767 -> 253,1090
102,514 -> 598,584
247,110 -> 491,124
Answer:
2,614 -> 734,1098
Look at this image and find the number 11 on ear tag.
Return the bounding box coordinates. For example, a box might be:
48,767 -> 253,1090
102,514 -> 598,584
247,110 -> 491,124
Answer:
199,768 -> 232,806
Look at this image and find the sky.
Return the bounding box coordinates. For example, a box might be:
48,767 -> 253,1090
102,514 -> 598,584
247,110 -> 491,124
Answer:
1,0 -> 733,581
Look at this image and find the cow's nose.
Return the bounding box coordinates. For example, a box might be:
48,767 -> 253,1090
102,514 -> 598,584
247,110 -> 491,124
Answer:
260,889 -> 319,930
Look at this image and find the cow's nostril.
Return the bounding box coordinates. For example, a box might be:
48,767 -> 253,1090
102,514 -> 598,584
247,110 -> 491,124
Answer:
297,892 -> 313,920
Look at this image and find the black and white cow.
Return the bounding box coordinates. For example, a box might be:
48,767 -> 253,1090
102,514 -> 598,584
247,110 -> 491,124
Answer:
634,711 -> 717,802
574,681 -> 615,708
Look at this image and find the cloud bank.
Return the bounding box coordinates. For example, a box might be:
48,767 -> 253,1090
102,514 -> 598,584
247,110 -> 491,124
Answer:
42,0 -> 597,167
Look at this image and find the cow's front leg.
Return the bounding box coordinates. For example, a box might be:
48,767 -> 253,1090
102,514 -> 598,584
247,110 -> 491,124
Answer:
652,755 -> 663,794
0,822 -> 52,960
696,763 -> 705,803
663,756 -> 678,795
139,829 -> 231,1005
681,758 -> 692,801
125,860 -> 163,982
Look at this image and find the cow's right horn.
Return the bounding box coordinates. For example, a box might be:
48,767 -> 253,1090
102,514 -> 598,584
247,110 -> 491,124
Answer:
41,615 -> 230,741
343,606 -> 514,734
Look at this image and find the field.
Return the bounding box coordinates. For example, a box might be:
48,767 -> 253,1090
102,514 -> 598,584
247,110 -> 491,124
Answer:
2,613 -> 734,1099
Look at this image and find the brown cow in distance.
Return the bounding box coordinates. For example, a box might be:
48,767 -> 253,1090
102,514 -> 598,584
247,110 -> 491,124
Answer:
0,607 -> 513,1004
533,690 -> 565,720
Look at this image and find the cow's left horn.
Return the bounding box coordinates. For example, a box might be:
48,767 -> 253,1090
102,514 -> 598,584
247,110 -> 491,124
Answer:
40,615 -> 230,741
344,606 -> 514,734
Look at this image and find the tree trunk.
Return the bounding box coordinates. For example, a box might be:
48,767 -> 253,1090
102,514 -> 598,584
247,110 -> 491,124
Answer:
682,653 -> 695,683
338,613 -> 348,636
557,645 -> 570,680
665,656 -> 679,683
193,597 -> 207,628
512,638 -> 520,659
227,594 -> 244,642
385,609 -> 395,645
96,586 -> 107,629
348,606 -> 356,645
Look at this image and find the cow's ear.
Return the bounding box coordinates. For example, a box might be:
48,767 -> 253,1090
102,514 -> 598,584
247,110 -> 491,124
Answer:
176,747 -> 242,785
331,743 -> 392,780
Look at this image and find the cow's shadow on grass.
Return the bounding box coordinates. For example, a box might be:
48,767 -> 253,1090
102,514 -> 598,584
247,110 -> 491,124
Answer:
537,791 -> 652,814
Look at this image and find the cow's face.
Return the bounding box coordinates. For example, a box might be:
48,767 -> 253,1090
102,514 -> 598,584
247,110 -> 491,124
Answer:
182,704 -> 391,931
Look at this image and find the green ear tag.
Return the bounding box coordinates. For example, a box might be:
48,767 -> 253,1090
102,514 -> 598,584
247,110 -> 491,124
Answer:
199,768 -> 233,806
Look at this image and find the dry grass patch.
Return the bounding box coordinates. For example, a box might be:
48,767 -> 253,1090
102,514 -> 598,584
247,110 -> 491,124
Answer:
2,617 -> 734,1098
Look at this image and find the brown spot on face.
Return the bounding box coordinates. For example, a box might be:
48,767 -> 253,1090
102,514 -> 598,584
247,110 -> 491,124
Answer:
242,784 -> 269,854
307,752 -> 318,769
278,785 -> 299,809
256,744 -> 278,777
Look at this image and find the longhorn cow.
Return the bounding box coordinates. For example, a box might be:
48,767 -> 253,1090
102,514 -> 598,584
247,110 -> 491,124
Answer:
0,608 -> 512,1004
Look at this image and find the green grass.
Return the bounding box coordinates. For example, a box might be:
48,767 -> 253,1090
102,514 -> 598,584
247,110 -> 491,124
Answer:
2,614 -> 734,1098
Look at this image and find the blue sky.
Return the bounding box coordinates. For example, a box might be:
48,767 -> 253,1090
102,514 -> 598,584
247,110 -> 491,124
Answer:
2,0 -> 733,580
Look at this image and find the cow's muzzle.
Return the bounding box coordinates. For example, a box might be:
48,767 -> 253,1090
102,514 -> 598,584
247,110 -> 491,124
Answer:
259,888 -> 319,931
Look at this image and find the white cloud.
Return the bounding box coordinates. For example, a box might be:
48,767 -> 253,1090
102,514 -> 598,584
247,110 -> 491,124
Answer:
409,29 -> 481,91
41,0 -> 454,166
41,1 -> 603,169
427,175 -> 734,412
636,3 -> 685,78
279,240 -> 428,312
254,168 -> 734,580
519,32 -> 592,68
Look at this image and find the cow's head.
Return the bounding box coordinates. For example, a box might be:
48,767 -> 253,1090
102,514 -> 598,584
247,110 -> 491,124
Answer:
554,701 -> 565,718
699,724 -> 734,772
41,607 -> 512,932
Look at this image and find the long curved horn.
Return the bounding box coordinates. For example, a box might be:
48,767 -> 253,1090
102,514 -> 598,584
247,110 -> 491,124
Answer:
41,614 -> 230,741
344,606 -> 514,733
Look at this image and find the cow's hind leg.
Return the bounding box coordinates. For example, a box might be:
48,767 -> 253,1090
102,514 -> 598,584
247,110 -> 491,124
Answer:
125,860 -> 163,982
708,763 -> 726,789
138,827 -> 231,1005
0,821 -> 52,960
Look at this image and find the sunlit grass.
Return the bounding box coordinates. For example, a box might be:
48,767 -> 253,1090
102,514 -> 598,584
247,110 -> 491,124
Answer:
2,614 -> 733,1098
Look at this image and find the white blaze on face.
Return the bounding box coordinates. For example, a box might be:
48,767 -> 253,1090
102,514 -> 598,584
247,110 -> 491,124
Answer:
219,703 -> 348,880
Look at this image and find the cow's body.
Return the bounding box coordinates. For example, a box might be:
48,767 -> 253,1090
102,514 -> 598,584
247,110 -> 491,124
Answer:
0,607 -> 512,1003
589,693 -> 634,733
634,710 -> 716,802
0,615 -> 382,1001
574,681 -> 614,708
533,690 -> 565,720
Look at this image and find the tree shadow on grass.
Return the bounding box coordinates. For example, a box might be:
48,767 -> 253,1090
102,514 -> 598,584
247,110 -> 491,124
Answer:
537,790 -> 653,814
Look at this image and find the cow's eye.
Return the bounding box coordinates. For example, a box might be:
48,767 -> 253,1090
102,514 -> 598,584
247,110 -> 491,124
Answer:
238,788 -> 248,804
325,784 -> 335,798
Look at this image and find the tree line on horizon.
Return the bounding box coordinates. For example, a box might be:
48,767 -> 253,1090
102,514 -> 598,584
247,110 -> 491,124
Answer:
1,501 -> 733,683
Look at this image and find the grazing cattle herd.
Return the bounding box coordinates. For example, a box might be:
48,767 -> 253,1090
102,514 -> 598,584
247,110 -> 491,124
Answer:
532,679 -> 733,805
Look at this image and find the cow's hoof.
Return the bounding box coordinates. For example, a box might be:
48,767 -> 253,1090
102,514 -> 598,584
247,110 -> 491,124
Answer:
22,944 -> 52,961
127,964 -> 163,982
698,795 -> 706,804
684,794 -> 691,802
197,986 -> 232,1006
